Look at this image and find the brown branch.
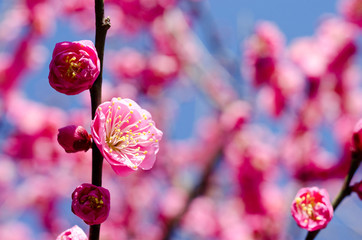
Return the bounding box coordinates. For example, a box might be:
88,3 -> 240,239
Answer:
305,151 -> 361,240
89,1 -> 110,240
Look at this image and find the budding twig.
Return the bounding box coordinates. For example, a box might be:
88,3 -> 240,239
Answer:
89,0 -> 110,240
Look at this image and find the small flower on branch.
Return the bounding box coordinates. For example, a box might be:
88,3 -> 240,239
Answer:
48,40 -> 100,95
91,97 -> 163,175
57,125 -> 92,153
291,187 -> 333,231
56,225 -> 88,240
71,183 -> 110,225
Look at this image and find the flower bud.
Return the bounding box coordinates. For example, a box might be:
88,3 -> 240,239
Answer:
57,125 -> 92,153
56,225 -> 88,240
71,183 -> 110,225
48,40 -> 100,95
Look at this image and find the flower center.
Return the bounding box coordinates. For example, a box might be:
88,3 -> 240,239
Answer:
87,196 -> 104,209
65,56 -> 82,78
295,193 -> 322,223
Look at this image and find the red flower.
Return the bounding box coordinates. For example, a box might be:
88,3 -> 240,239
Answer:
71,183 -> 110,225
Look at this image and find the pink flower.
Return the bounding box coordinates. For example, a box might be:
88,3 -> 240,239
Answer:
91,97 -> 163,175
71,183 -> 110,225
57,125 -> 92,153
243,21 -> 285,86
352,181 -> 362,200
291,187 -> 333,231
48,40 -> 100,95
56,225 -> 88,240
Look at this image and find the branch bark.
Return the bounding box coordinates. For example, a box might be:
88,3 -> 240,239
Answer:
89,1 -> 110,239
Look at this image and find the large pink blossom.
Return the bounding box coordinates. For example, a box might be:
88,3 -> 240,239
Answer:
48,40 -> 100,95
91,97 -> 163,175
291,187 -> 333,231
71,183 -> 110,225
56,225 -> 88,240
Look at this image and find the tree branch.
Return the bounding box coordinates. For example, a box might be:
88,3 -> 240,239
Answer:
89,1 -> 110,239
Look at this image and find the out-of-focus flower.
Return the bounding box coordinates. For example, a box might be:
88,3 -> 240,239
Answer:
220,100 -> 251,132
108,48 -> 146,80
71,183 -> 110,225
0,33 -> 36,95
243,21 -> 285,86
56,225 -> 88,240
352,118 -> 362,152
339,0 -> 362,27
289,37 -> 327,79
141,53 -> 180,93
91,97 -> 163,175
291,187 -> 333,231
352,181 -> 362,200
317,17 -> 357,75
48,40 -> 100,95
57,125 -> 92,153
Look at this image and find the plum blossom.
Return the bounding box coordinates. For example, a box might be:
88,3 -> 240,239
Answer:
291,187 -> 333,231
91,97 -> 163,175
48,40 -> 100,95
71,183 -> 110,225
56,225 -> 88,240
57,125 -> 92,153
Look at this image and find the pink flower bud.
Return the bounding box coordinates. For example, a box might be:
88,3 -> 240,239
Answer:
352,181 -> 362,200
48,40 -> 100,95
91,97 -> 163,175
291,187 -> 333,231
56,225 -> 88,240
71,183 -> 110,225
352,119 -> 362,152
57,125 -> 92,153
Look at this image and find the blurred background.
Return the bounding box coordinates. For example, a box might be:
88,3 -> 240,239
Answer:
0,0 -> 362,239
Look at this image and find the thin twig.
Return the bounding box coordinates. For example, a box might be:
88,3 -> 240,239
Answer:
89,1 -> 110,240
